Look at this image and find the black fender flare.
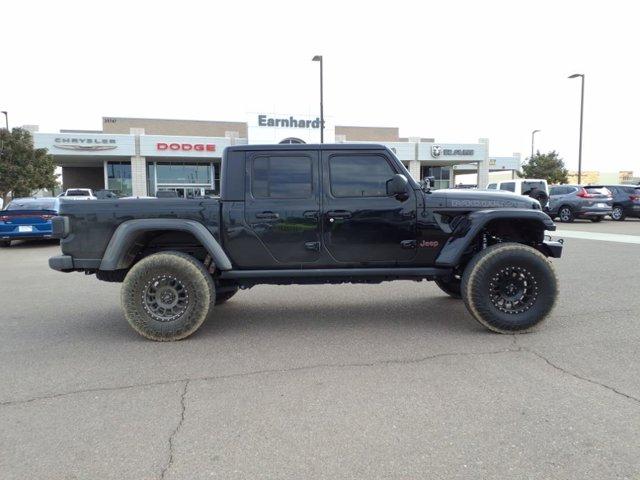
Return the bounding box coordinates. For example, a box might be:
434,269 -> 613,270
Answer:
99,219 -> 232,271
435,209 -> 556,267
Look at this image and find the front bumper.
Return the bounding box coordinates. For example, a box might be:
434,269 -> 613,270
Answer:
540,239 -> 563,258
49,255 -> 74,272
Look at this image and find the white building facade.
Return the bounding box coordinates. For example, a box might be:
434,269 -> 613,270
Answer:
33,116 -> 519,197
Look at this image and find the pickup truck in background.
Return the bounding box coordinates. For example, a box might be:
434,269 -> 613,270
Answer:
57,188 -> 97,200
49,144 -> 562,341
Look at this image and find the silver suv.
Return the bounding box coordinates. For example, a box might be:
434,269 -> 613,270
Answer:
548,185 -> 613,222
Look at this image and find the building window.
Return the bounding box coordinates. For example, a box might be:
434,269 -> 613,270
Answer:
107,162 -> 132,196
146,161 -> 218,197
330,155 -> 394,197
420,166 -> 452,190
156,163 -> 211,185
147,163 -> 156,196
252,156 -> 312,198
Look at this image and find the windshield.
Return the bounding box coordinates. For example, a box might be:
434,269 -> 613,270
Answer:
5,199 -> 58,211
522,181 -> 546,195
65,190 -> 91,196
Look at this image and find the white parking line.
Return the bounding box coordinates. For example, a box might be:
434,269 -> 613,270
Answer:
547,229 -> 640,244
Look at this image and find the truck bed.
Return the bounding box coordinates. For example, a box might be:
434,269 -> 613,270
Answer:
57,198 -> 221,268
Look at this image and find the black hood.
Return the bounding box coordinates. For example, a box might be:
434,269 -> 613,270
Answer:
426,189 -> 540,210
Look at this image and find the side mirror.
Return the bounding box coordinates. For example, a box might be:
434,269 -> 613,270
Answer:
386,174 -> 409,198
421,176 -> 436,190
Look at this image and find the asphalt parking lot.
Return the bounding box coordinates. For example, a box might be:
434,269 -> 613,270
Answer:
1,219 -> 640,480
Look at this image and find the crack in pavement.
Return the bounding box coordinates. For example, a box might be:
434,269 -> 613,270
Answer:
524,348 -> 640,405
3,343 -> 639,410
0,348 -> 518,407
512,337 -> 640,405
159,380 -> 189,480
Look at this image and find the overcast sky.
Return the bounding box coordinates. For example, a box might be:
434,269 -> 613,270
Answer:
2,0 -> 639,172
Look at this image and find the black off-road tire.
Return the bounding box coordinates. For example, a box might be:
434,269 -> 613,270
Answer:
558,206 -> 574,223
121,251 -> 214,341
215,287 -> 239,305
461,243 -> 558,334
611,205 -> 626,221
434,277 -> 462,298
0,240 -> 10,248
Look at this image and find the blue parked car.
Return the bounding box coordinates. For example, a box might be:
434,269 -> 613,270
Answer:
0,197 -> 60,247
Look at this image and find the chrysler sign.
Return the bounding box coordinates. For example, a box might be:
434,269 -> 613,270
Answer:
53,137 -> 117,151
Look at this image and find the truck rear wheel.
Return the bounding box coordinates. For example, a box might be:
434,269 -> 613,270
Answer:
461,243 -> 558,333
121,251 -> 214,341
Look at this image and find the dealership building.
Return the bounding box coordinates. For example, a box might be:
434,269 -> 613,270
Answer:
33,116 -> 521,197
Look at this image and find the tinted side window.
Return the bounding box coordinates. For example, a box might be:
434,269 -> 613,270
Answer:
330,155 -> 395,197
252,156 -> 312,198
487,183 -> 497,190
549,186 -> 563,195
500,182 -> 516,192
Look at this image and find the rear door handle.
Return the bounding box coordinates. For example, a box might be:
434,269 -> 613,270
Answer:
304,241 -> 321,251
255,211 -> 279,219
326,210 -> 352,219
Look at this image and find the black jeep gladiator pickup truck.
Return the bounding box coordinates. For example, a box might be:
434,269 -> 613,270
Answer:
49,144 -> 562,341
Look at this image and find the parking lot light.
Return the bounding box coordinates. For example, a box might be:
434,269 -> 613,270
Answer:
568,74 -> 585,184
531,129 -> 540,160
312,56 -> 324,144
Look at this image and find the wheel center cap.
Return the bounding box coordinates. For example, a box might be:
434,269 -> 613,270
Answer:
157,287 -> 178,307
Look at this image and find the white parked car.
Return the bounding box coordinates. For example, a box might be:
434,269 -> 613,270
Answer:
58,188 -> 97,200
487,179 -> 549,207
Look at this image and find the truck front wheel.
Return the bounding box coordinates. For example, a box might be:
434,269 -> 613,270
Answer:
461,243 -> 558,333
121,251 -> 214,341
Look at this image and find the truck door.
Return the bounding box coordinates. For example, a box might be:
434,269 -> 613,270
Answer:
244,150 -> 321,265
321,150 -> 417,264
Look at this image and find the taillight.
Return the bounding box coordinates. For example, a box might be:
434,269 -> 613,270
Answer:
630,194 -> 640,202
41,214 -> 54,220
577,188 -> 596,198
0,215 -> 9,222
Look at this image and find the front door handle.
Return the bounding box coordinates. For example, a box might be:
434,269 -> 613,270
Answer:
303,210 -> 319,220
326,210 -> 352,219
255,211 -> 279,219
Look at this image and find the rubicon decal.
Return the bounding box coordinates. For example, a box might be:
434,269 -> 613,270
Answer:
156,143 -> 216,152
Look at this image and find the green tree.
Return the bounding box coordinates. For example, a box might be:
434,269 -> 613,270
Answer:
0,128 -> 58,206
520,150 -> 569,184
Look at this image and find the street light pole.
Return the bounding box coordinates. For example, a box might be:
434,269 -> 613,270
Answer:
312,55 -> 324,143
568,74 -> 585,184
531,129 -> 540,160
